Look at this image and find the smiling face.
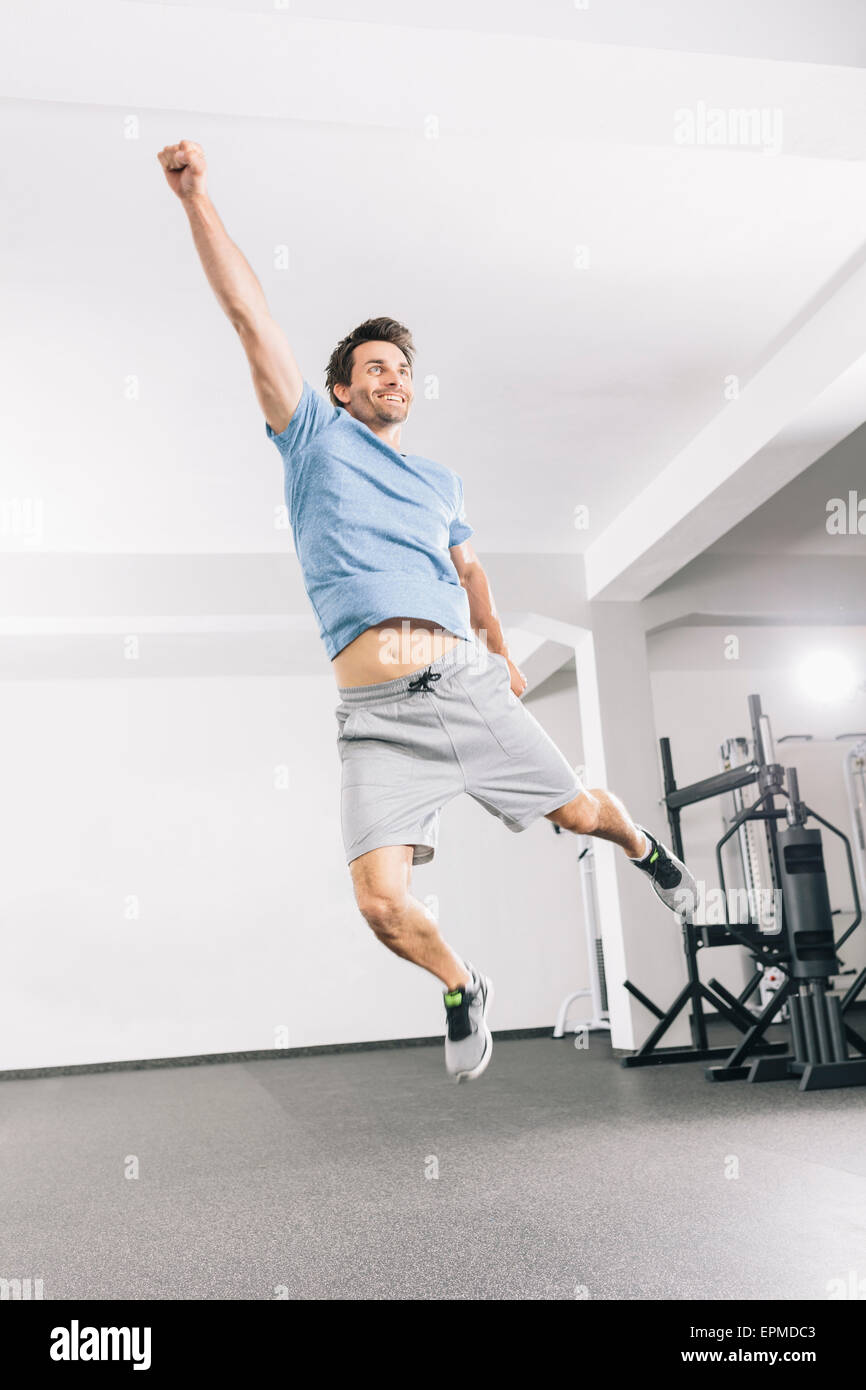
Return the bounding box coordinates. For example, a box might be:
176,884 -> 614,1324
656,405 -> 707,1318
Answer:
333,340 -> 414,428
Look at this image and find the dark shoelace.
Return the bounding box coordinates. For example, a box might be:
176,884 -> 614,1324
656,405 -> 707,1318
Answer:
447,978 -> 480,1045
444,990 -> 474,1041
643,838 -> 682,889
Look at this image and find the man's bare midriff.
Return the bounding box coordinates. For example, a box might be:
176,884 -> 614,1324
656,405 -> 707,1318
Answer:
332,617 -> 463,688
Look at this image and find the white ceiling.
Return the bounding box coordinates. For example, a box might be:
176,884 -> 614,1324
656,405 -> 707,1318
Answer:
2,1 -> 866,566
709,422 -> 866,558
131,0 -> 866,68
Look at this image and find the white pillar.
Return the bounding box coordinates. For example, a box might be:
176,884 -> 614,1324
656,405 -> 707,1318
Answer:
576,603 -> 690,1049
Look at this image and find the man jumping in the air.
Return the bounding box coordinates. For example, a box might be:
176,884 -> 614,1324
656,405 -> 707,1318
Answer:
158,140 -> 696,1083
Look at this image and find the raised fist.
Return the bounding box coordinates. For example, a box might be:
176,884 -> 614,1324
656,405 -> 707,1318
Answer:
157,140 -> 207,199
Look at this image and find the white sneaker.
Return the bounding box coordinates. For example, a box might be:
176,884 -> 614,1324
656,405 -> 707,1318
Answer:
632,826 -> 697,921
443,966 -> 494,1083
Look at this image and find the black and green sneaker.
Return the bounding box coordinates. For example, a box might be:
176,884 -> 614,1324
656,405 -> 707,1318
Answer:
443,966 -> 494,1083
631,826 -> 697,921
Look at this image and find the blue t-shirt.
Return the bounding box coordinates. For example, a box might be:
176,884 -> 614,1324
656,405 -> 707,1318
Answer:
266,381 -> 475,659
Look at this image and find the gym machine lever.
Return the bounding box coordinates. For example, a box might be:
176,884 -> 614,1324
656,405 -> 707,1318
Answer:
622,694 -> 866,1091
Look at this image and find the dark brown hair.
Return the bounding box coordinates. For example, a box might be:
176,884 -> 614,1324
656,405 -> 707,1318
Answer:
325,317 -> 415,407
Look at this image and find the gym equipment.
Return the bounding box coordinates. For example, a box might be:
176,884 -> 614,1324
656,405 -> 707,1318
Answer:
623,693 -> 866,1092
718,733 -> 787,1018
621,695 -> 787,1072
844,738 -> 866,905
552,832 -> 611,1037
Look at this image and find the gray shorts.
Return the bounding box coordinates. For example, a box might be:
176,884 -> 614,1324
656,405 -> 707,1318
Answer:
335,635 -> 584,866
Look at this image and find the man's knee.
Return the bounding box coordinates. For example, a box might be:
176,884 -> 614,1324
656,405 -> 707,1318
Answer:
350,846 -> 413,944
356,888 -> 408,943
547,790 -> 601,835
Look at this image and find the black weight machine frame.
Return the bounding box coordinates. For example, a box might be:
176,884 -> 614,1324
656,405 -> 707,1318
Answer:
621,694 -> 866,1090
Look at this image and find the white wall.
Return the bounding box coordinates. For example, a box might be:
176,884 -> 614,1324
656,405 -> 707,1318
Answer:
0,664 -> 588,1070
648,624 -> 866,1001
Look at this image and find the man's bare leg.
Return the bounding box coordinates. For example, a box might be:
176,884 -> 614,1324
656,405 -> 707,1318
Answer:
349,845 -> 471,989
545,786 -> 698,918
350,845 -> 492,1084
545,787 -> 647,858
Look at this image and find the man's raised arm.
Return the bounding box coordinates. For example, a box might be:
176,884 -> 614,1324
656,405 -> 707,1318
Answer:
157,139 -> 303,435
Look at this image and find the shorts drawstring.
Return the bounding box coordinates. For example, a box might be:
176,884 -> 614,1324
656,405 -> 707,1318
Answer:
407,668 -> 442,694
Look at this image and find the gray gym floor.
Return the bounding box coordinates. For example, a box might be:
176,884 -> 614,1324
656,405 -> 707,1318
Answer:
2,1026 -> 864,1301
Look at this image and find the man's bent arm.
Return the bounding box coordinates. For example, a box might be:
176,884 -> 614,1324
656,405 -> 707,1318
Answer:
450,542 -> 527,696
158,140 -> 303,434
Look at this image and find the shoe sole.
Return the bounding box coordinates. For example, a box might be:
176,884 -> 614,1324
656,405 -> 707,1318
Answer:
453,977 -> 494,1084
